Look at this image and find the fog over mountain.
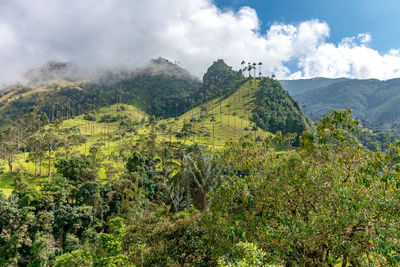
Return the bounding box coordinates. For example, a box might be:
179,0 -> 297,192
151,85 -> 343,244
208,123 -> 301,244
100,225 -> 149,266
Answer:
1,0 -> 400,88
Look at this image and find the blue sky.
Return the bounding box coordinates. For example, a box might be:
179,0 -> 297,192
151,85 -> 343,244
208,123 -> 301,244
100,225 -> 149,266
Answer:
214,0 -> 400,53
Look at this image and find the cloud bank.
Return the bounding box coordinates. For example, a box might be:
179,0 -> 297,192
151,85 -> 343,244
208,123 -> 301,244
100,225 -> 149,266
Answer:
0,0 -> 399,86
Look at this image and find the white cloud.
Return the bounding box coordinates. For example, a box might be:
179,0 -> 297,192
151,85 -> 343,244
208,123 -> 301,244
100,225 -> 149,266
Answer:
358,33 -> 372,44
298,35 -> 400,79
0,0 -> 399,85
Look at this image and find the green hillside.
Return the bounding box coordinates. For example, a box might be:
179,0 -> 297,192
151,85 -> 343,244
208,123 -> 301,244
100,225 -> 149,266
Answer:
158,79 -> 269,147
0,73 -> 310,195
294,78 -> 400,130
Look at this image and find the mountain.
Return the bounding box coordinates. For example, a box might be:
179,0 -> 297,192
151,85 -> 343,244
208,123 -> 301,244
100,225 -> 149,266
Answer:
197,59 -> 245,102
279,77 -> 349,96
0,58 -> 201,127
290,78 -> 400,130
0,58 -> 308,140
24,61 -> 85,82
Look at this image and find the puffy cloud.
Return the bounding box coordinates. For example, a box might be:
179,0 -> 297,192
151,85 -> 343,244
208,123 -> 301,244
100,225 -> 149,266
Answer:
298,35 -> 400,79
0,0 -> 399,86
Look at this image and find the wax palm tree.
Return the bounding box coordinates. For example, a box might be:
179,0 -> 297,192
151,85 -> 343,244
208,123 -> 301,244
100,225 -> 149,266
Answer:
243,66 -> 248,77
241,60 -> 246,75
252,62 -> 257,77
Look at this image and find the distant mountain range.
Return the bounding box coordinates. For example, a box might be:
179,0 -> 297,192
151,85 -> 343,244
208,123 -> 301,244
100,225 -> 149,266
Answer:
279,78 -> 349,96
280,77 -> 400,130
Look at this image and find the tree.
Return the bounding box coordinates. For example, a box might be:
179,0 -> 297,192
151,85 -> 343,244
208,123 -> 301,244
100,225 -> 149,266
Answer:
0,194 -> 35,265
55,154 -> 98,184
175,147 -> 224,211
42,120 -> 65,177
241,61 -> 246,77
218,242 -> 266,267
53,250 -> 93,267
0,127 -> 19,173
252,62 -> 257,77
26,134 -> 46,176
54,218 -> 132,267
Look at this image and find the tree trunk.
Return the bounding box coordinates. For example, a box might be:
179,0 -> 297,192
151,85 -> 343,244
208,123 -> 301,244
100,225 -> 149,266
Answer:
48,148 -> 52,177
195,190 -> 209,211
341,255 -> 347,267
39,158 -> 42,176
8,154 -> 13,173
186,185 -> 189,209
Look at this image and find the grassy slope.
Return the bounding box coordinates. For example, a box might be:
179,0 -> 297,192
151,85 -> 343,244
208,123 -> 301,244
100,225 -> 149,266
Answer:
153,79 -> 269,147
0,80 -> 86,103
0,79 -> 270,194
0,104 -> 148,194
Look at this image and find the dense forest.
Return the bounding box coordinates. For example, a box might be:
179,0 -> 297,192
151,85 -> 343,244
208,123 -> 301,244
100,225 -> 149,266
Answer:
0,59 -> 400,266
1,108 -> 400,266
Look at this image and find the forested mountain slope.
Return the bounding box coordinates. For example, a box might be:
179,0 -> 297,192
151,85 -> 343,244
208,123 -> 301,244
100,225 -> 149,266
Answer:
293,78 -> 400,129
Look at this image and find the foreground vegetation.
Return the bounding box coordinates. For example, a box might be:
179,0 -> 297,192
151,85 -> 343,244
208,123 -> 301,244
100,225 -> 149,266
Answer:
1,108 -> 400,266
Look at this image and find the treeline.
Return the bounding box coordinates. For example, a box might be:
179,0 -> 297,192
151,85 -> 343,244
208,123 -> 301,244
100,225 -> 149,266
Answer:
1,109 -> 400,266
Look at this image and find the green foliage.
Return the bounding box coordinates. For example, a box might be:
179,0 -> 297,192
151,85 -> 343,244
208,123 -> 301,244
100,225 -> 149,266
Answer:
55,155 -> 98,183
29,233 -> 56,266
218,242 -> 266,267
206,110 -> 400,265
126,151 -> 159,200
176,146 -> 224,211
126,152 -> 146,173
123,209 -> 212,266
93,218 -> 132,266
252,78 -> 308,138
54,217 -> 132,267
53,250 -> 93,267
0,194 -> 35,266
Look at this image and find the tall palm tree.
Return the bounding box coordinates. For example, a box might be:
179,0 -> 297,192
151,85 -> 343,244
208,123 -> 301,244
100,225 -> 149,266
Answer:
243,66 -> 248,78
252,62 -> 257,77
240,60 -> 246,77
258,62 -> 263,77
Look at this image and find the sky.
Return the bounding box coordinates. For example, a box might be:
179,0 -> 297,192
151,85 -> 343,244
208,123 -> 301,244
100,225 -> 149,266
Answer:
215,0 -> 400,52
0,0 -> 400,85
